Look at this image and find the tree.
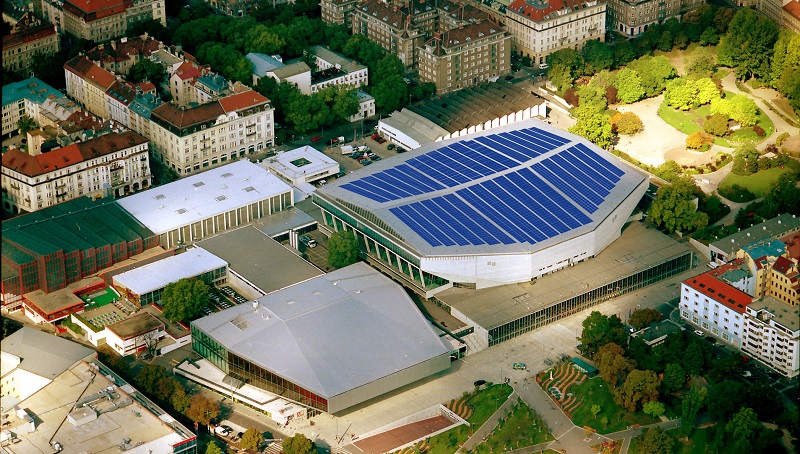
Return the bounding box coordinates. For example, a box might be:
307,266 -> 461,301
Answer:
196,42 -> 253,83
638,427 -> 674,454
161,278 -> 209,323
628,55 -> 677,98
547,48 -> 585,87
568,109 -> 612,149
710,94 -> 760,126
172,385 -> 192,413
140,330 -> 161,359
282,433 -> 316,454
718,9 -> 779,80
579,312 -> 627,357
332,88 -> 360,121
704,114 -> 729,136
591,404 -> 601,419
727,407 -> 760,454
327,230 -> 359,268
764,172 -> 800,215
653,161 -> 683,183
128,19 -> 170,43
770,33 -> 800,111
615,369 -> 660,412
643,401 -> 666,418
699,27 -> 720,46
135,364 -> 169,396
685,131 -> 714,150
680,385 -> 707,438
17,115 -> 37,135
582,40 -> 614,73
732,144 -> 760,176
648,177 -> 708,233
662,363 -> 686,395
615,68 -> 645,104
595,342 -> 635,388
682,341 -> 706,376
241,428 -> 265,451
205,441 -> 224,454
611,112 -> 643,135
372,74 -> 408,113
628,308 -> 661,330
185,395 -> 219,426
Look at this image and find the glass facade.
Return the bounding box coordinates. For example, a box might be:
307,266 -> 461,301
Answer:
191,325 -> 329,412
486,251 -> 692,345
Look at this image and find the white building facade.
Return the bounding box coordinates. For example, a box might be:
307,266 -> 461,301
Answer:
742,296 -> 800,379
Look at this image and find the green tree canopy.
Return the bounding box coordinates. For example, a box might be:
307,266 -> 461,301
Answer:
135,364 -> 169,396
685,49 -> 717,77
732,144 -> 760,176
579,311 -> 627,357
710,94 -> 760,126
614,369 -> 660,412
372,74 -> 408,113
643,401 -> 666,418
628,308 -> 662,330
161,278 -> 209,323
652,160 -> 683,183
627,55 -> 677,98
595,342 -> 635,388
638,427 -> 674,454
704,113 -> 729,136
196,42 -> 253,83
718,8 -> 779,80
615,68 -> 645,104
582,39 -> 614,73
662,363 -> 685,395
127,59 -> 167,86
568,108 -> 612,149
680,385 -> 707,438
611,112 -> 643,135
727,407 -> 760,454
205,441 -> 224,454
648,178 -> 708,233
770,32 -> 800,111
241,428 -> 265,451
327,230 -> 359,268
17,115 -> 37,135
282,433 -> 316,454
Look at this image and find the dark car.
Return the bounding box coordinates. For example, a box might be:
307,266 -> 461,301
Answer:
387,143 -> 396,150
396,147 -> 406,153
311,136 -> 322,142
473,379 -> 487,387
371,133 -> 380,140
504,75 -> 514,81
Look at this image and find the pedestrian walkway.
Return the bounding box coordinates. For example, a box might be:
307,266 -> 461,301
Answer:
457,392 -> 518,453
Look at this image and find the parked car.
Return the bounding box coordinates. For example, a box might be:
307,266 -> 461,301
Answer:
473,379 -> 487,387
373,156 -> 382,161
741,370 -> 752,378
299,235 -> 317,248
504,74 -> 514,81
371,133 -> 380,140
310,136 -> 322,142
539,63 -> 549,70
396,147 -> 406,153
362,160 -> 373,165
376,137 -> 387,144
694,329 -> 704,336
387,143 -> 396,150
512,362 -> 526,370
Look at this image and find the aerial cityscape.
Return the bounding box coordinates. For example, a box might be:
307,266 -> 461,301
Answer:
1,0 -> 798,453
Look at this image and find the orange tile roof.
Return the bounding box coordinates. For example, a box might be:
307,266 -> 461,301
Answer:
64,56 -> 117,89
2,22 -> 57,51
784,0 -> 800,19
507,0 -> 604,22
63,0 -> 130,19
174,62 -> 201,81
683,263 -> 752,314
218,90 -> 269,113
151,102 -> 226,129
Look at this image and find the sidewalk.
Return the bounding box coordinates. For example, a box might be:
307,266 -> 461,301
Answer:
457,392 -> 518,453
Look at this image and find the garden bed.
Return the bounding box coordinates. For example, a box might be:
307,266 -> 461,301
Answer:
472,398 -> 553,453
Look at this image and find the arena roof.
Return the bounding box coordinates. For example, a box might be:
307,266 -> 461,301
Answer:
191,262 -> 451,399
113,248 -> 227,296
2,327 -> 94,380
117,160 -> 292,235
316,120 -> 647,257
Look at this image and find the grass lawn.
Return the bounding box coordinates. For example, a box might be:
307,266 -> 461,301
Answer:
569,378 -> 659,434
425,384 -> 513,454
772,98 -> 799,121
718,162 -> 800,198
473,398 -> 553,453
629,427 -> 710,454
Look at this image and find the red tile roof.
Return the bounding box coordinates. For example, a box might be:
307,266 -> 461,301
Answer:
218,90 -> 269,113
772,256 -> 796,276
2,22 -> 57,51
683,263 -> 753,314
439,20 -> 503,48
151,102 -> 226,129
507,0 -> 604,22
136,81 -> 156,92
63,0 -> 130,20
65,56 -> 117,89
174,62 -> 201,81
2,131 -> 148,177
84,35 -> 162,66
784,0 -> 800,19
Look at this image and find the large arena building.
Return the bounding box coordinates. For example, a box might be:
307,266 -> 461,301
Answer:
314,120 -> 649,297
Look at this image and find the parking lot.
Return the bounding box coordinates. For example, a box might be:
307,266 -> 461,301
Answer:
320,133 -> 409,178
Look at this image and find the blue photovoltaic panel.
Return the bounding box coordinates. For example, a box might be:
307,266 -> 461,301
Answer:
532,163 -> 598,213
573,143 -> 625,178
393,164 -> 446,191
518,127 -> 571,148
543,159 -> 605,205
473,136 -> 529,163
447,143 -> 503,175
404,202 -> 469,246
340,182 -> 391,202
390,206 -> 444,247
492,133 -> 547,160
550,153 -> 612,196
479,180 -> 552,241
361,175 -> 415,198
442,194 -> 516,245
500,173 -> 572,234
427,149 -> 484,181
419,199 -> 480,246
468,142 -> 520,169
457,187 -> 535,243
514,168 -> 592,228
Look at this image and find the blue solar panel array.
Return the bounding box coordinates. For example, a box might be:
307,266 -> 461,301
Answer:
339,126 -> 628,248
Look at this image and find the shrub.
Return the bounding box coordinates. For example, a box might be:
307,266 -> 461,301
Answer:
606,85 -> 619,105
611,112 -> 643,135
732,144 -> 759,176
752,125 -> 765,137
686,131 -> 714,150
776,132 -> 790,147
564,88 -> 580,107
704,114 -> 729,136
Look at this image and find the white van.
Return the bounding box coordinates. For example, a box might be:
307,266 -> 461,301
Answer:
539,63 -> 549,70
340,145 -> 354,154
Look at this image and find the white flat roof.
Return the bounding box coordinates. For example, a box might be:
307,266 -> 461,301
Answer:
117,161 -> 292,234
265,146 -> 339,182
113,248 -> 227,295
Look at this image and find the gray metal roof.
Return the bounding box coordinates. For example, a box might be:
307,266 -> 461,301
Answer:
191,262 -> 451,398
1,327 -> 94,380
113,248 -> 227,296
711,213 -> 800,256
316,119 -> 648,257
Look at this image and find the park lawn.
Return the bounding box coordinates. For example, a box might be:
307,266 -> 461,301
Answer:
772,98 -> 799,121
629,427 -> 710,454
718,163 -> 800,198
425,384 -> 514,454
569,378 -> 659,434
473,399 -> 554,453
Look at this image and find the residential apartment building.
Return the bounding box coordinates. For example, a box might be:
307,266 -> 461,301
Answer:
2,77 -> 65,138
742,296 -> 799,378
42,0 -> 166,42
680,262 -> 753,349
738,238 -> 799,306
758,0 -> 800,34
83,34 -> 163,75
64,56 -> 118,119
1,131 -> 151,213
2,13 -> 59,76
308,45 -> 369,94
205,0 -> 259,16
320,0 -> 362,25
505,0 -> 606,65
351,0 -> 427,68
418,20 -> 511,93
148,90 -> 274,176
350,90 -> 376,122
170,61 -> 204,107
606,0 -> 703,37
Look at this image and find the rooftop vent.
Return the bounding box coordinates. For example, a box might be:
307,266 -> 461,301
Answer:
176,208 -> 187,214
193,182 -> 205,187
221,172 -> 233,178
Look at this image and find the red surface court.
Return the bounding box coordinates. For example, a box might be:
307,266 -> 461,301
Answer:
352,415 -> 455,454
